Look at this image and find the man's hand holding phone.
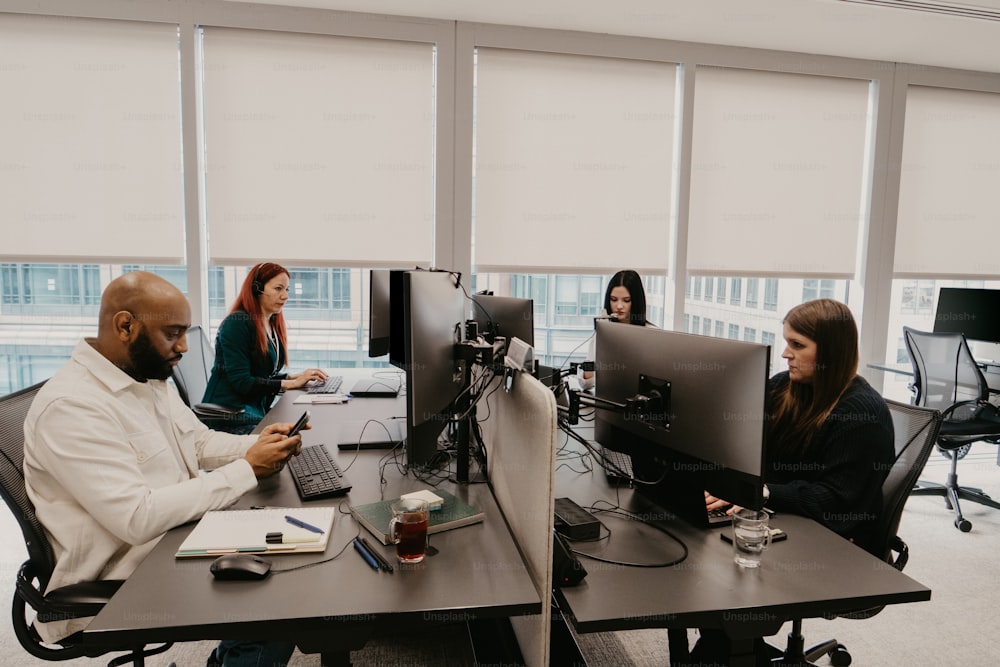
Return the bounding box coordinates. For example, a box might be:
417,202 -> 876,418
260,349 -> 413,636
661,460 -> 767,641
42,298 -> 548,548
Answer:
245,413 -> 310,478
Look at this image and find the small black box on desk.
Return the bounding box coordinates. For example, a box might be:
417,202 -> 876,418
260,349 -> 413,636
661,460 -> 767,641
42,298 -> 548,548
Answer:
554,497 -> 601,541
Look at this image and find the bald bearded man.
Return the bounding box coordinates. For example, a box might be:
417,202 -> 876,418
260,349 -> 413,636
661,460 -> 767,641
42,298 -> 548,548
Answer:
24,271 -> 300,665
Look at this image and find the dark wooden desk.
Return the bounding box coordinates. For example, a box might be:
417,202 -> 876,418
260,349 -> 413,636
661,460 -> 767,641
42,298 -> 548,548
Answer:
83,375 -> 541,661
552,438 -> 931,666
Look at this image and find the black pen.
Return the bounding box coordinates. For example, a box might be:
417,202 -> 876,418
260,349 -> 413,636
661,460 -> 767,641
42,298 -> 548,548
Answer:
360,536 -> 394,573
352,538 -> 380,571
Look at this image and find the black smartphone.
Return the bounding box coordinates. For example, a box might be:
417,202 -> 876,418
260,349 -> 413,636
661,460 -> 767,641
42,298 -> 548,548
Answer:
721,527 -> 787,543
288,410 -> 310,438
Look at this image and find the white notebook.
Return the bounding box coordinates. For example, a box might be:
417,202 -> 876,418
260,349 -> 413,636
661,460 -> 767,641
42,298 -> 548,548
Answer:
175,506 -> 335,558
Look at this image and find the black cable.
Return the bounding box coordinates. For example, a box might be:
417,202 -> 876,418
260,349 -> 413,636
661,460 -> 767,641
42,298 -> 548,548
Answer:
564,500 -> 689,568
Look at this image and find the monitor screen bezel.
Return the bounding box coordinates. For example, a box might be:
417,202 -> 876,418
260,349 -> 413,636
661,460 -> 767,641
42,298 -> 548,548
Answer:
401,269 -> 467,466
593,321 -> 770,523
933,287 -> 1000,345
470,294 -> 535,351
368,269 -> 392,358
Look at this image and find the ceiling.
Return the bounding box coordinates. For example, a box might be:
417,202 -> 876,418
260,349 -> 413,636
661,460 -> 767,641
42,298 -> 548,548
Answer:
234,0 -> 1000,74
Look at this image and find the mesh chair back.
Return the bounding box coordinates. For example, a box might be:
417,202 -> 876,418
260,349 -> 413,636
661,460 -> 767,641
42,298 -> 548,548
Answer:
0,381 -> 57,590
876,399 -> 942,559
172,324 -> 213,408
903,326 -> 988,414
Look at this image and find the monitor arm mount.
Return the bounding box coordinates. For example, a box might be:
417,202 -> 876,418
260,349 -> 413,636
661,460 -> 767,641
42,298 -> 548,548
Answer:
557,367 -> 672,432
452,338 -> 498,483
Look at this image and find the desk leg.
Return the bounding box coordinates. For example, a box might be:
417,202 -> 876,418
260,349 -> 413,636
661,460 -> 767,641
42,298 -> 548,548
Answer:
667,628 -> 689,666
550,595 -> 588,666
729,637 -> 757,667
319,651 -> 352,667
468,617 -> 526,665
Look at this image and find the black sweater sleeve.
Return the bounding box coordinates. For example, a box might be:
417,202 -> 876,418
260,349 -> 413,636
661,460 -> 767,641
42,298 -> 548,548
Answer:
765,375 -> 894,549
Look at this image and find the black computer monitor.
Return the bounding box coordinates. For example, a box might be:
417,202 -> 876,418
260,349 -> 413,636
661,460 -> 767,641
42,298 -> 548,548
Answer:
388,269 -> 407,370
593,320 -> 770,526
368,270 -> 392,358
933,287 -> 1000,344
401,269 -> 467,466
470,294 -> 535,352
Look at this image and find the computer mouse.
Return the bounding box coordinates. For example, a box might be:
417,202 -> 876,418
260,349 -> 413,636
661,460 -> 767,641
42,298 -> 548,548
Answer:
209,554 -> 272,581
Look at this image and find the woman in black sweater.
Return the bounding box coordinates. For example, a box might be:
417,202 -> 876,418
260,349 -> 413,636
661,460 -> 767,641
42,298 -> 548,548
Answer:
692,299 -> 894,665
706,297 -> 894,550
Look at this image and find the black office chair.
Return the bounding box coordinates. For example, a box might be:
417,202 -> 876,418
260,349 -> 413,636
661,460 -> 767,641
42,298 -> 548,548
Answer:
173,324 -> 245,425
778,398 -> 942,667
902,326 -> 1000,532
0,381 -> 173,666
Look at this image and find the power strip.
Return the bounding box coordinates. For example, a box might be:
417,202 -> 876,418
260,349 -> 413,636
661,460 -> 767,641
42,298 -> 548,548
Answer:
554,497 -> 601,541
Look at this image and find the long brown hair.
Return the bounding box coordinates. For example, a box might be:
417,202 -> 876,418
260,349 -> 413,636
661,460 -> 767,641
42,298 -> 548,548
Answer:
769,299 -> 859,457
231,262 -> 289,364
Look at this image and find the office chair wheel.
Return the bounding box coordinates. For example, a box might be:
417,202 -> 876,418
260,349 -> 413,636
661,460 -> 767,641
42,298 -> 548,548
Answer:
829,644 -> 852,666
956,517 -> 972,532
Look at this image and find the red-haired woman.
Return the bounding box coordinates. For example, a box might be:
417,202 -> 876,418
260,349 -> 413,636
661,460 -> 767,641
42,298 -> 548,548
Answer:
203,262 -> 327,432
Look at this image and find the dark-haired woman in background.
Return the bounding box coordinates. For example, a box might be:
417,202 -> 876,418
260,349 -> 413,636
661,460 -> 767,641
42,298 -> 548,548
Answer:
581,270 -> 650,389
202,262 -> 328,433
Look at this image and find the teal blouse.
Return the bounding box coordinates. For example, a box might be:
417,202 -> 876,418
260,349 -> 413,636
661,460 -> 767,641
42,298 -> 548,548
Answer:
202,311 -> 287,429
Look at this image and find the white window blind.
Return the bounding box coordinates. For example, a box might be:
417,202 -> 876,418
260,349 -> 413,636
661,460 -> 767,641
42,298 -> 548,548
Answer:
201,28 -> 435,266
894,86 -> 1000,278
473,48 -> 676,273
687,67 -> 871,277
0,15 -> 184,263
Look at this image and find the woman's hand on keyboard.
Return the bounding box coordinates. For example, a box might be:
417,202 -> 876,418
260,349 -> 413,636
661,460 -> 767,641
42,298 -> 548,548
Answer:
705,490 -> 740,515
284,368 -> 329,390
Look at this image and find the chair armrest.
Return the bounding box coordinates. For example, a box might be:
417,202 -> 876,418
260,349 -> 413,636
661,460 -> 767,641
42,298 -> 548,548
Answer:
941,399 -> 985,421
193,403 -> 246,419
17,560 -> 123,620
41,580 -> 125,619
887,535 -> 909,571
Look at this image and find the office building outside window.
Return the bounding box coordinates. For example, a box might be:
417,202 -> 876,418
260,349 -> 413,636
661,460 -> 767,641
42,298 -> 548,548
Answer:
746,278 -> 759,309
684,275 -> 855,376
763,279 -> 779,311
730,278 -> 742,305
802,279 -> 837,302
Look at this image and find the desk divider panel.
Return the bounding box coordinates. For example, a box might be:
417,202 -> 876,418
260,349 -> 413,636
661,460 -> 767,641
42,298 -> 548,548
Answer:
479,371 -> 557,667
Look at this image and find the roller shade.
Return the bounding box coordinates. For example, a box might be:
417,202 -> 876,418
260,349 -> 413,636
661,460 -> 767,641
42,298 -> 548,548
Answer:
473,48 -> 676,273
201,28 -> 435,266
894,86 -> 1000,278
0,14 -> 184,263
687,67 -> 871,277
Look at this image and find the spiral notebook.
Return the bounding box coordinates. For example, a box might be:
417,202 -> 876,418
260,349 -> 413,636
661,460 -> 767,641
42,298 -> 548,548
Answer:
175,506 -> 335,558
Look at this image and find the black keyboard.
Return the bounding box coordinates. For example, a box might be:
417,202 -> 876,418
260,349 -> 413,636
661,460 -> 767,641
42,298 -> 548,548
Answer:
305,375 -> 344,394
599,446 -> 633,486
288,444 -> 353,500
707,506 -> 732,526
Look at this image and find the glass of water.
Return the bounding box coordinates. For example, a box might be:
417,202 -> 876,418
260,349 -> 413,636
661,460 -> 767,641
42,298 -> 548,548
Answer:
731,508 -> 772,568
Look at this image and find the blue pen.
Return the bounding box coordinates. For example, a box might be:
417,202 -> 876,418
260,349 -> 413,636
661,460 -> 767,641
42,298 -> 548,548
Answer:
284,514 -> 324,534
353,538 -> 380,571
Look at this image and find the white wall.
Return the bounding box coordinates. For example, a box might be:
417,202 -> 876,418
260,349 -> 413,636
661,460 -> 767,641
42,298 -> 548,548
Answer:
253,0 -> 1000,74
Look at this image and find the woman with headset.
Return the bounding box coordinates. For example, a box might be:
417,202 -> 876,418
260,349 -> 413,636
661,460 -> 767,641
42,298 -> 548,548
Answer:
202,262 -> 328,433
